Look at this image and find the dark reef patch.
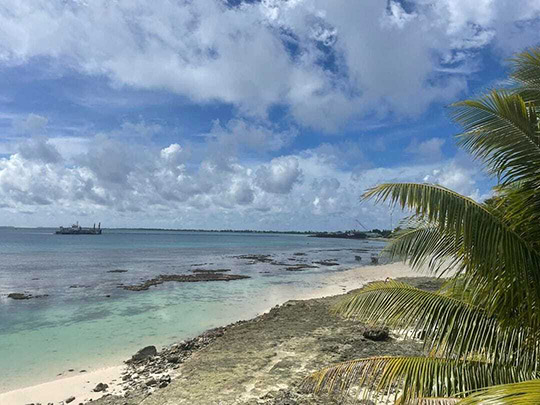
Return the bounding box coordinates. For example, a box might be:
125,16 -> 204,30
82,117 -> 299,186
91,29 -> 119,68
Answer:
121,273 -> 250,292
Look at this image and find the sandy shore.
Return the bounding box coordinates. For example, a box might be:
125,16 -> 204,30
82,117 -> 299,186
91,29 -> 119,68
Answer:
0,262 -> 426,405
0,366 -> 125,405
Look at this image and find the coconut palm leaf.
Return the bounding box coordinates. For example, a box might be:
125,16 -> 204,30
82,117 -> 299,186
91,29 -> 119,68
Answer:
381,224 -> 464,277
458,379 -> 540,404
451,91 -> 540,185
381,222 -> 535,325
303,356 -> 537,404
399,398 -> 460,405
394,395 -> 462,405
362,182 -> 540,326
510,48 -> 540,104
334,280 -> 539,370
491,183 -> 540,249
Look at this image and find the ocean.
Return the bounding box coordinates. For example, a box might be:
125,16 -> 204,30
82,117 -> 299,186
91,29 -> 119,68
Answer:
0,228 -> 385,392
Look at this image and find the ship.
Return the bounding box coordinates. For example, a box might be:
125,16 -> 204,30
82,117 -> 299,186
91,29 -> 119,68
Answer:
55,222 -> 102,235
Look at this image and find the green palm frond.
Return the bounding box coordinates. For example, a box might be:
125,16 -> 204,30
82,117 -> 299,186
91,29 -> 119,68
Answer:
382,224 -> 463,276
492,183 -> 540,248
510,48 -> 540,104
334,281 -> 538,369
362,182 -> 540,325
451,91 -> 540,185
303,356 -> 536,404
458,379 -> 540,404
402,398 -> 460,405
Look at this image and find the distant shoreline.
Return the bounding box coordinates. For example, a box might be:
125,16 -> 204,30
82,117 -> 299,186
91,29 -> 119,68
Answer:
1,226 -> 390,239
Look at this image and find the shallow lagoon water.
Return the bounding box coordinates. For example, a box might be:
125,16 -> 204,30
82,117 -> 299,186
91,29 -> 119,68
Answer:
0,228 -> 385,392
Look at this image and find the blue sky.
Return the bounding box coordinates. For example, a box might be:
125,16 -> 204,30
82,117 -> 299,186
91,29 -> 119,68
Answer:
0,0 -> 539,230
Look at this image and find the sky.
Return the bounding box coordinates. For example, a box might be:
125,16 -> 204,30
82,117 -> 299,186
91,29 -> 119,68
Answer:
0,0 -> 539,231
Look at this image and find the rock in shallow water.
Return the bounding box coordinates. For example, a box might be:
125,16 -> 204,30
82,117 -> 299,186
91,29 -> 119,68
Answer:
130,345 -> 158,362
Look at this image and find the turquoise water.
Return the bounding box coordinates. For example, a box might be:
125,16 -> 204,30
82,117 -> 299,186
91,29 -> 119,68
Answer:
0,228 -> 385,392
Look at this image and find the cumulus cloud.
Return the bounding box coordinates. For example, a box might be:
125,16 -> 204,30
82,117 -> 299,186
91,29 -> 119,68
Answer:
255,156 -> 303,194
305,141 -> 373,171
206,119 -> 297,153
160,143 -> 187,168
13,113 -> 48,134
17,137 -> 62,163
229,181 -> 255,205
0,129 -> 491,229
405,137 -> 446,163
0,1 -> 537,131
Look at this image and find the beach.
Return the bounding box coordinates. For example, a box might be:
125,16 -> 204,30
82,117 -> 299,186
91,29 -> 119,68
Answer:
0,262 -> 434,405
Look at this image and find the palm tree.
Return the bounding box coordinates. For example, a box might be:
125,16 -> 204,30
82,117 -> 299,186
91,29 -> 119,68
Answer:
304,48 -> 540,404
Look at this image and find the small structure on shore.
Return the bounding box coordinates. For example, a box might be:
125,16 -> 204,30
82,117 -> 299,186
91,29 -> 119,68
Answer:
56,222 -> 102,235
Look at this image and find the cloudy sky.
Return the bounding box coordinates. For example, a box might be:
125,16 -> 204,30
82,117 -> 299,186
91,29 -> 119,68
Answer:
0,0 -> 539,230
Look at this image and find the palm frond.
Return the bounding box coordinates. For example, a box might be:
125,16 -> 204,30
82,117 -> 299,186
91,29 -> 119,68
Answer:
510,48 -> 540,104
303,356 -> 537,404
451,90 -> 540,185
362,182 -> 540,326
402,398 -> 460,405
458,379 -> 540,404
382,224 -> 463,277
492,183 -> 540,249
334,281 -> 539,369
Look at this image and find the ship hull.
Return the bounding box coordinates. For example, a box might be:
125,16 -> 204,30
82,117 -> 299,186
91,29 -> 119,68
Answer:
55,229 -> 102,235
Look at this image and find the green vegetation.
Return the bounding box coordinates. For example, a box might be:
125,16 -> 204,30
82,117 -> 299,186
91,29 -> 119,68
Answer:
305,48 -> 540,403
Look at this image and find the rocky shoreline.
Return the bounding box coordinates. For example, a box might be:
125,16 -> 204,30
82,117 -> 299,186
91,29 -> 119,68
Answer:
86,277 -> 442,405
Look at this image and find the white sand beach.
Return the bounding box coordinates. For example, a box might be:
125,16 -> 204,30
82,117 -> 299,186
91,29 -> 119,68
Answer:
0,366 -> 125,405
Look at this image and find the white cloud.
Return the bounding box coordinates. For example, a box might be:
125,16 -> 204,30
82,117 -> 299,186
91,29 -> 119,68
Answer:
160,143 -> 186,167
0,131 -> 491,229
205,119 -> 297,155
255,156 -> 303,194
13,113 -> 48,134
0,1 -> 537,131
406,137 -> 446,163
229,181 -> 255,205
17,137 -> 62,163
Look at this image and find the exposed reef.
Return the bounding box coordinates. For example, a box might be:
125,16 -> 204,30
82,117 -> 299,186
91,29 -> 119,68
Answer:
191,269 -> 231,274
7,292 -> 49,300
285,264 -> 319,272
312,260 -> 340,266
232,254 -> 275,263
120,273 -> 250,291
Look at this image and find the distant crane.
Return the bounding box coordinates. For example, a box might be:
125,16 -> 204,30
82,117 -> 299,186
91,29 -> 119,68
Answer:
355,219 -> 368,231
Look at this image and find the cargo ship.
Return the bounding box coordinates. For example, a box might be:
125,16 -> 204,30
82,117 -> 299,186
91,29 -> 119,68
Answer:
55,222 -> 102,235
